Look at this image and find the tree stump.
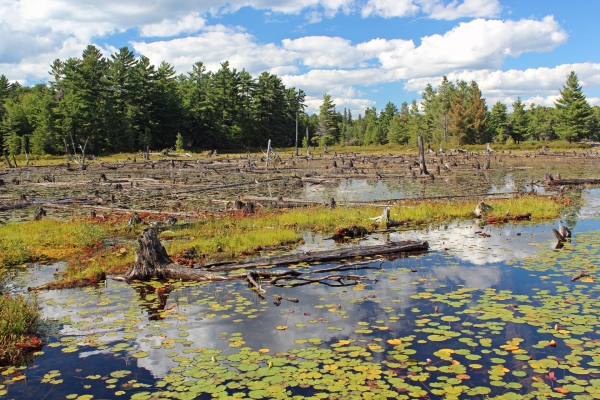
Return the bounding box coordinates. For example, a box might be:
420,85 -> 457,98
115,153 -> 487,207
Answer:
123,228 -> 227,282
34,206 -> 46,221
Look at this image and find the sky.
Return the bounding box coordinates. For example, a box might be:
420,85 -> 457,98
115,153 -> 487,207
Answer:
1,0 -> 599,115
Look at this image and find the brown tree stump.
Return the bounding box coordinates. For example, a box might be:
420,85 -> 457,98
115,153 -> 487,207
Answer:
123,228 -> 227,282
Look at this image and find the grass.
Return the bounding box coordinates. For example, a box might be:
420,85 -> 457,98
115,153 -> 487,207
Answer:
0,195 -> 566,287
163,195 -> 566,263
0,219 -> 116,268
0,294 -> 41,365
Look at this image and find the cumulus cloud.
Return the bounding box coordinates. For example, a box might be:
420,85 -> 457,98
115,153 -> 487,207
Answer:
375,16 -> 567,76
139,13 -> 206,37
0,0 -> 584,117
403,63 -> 600,107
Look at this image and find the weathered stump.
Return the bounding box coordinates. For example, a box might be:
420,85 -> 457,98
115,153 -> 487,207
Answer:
123,228 -> 227,282
34,206 -> 46,221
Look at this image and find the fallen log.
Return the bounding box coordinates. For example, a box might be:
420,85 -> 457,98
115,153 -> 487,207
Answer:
545,178 -> 600,186
203,240 -> 429,272
571,271 -> 590,282
486,213 -> 531,224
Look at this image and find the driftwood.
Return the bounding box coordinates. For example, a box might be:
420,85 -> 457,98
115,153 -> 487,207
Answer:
123,229 -> 229,281
369,207 -> 404,228
571,271 -> 590,282
417,134 -> 429,175
486,213 -> 531,224
204,240 -> 428,272
552,227 -> 566,242
545,178 -> 600,186
33,206 -> 46,221
105,229 -> 401,293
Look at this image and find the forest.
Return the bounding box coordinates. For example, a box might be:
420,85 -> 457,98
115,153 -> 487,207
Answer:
1,45 -> 599,157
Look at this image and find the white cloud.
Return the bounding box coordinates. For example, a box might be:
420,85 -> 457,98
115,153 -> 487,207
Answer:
375,16 -> 567,76
139,13 -> 206,37
424,0 -> 502,20
361,0 -> 501,19
403,63 -> 600,107
132,27 -> 298,76
361,0 -> 421,18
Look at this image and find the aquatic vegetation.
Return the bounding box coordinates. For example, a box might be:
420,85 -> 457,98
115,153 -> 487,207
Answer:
5,225 -> 600,398
0,294 -> 41,365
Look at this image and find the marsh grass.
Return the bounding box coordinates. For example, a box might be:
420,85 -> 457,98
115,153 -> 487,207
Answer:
164,195 -> 565,262
0,219 -> 115,268
1,195 -> 564,285
0,294 -> 41,365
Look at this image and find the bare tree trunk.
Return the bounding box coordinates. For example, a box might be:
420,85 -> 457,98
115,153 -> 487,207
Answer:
295,112 -> 299,156
418,134 -> 429,175
265,139 -> 271,169
80,139 -> 88,170
306,127 -> 310,156
3,150 -> 13,168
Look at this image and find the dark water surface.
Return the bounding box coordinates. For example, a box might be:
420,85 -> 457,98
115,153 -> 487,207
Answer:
2,190 -> 600,399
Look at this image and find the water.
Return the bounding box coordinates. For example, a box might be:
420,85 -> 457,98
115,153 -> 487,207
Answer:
2,189 -> 600,398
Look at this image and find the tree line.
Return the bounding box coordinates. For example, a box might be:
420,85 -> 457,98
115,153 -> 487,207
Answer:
312,72 -> 600,147
0,45 -> 306,156
1,46 -> 599,157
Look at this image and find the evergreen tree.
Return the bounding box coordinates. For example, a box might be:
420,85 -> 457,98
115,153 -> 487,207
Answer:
554,71 -> 593,142
510,98 -> 527,143
489,101 -> 509,143
407,100 -> 422,144
528,104 -> 555,141
315,94 -> 337,146
387,102 -> 410,144
175,132 -> 184,150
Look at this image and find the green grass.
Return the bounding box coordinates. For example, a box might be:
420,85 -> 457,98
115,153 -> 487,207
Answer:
0,294 -> 41,365
0,219 -> 115,268
164,195 -> 565,262
0,195 -> 565,285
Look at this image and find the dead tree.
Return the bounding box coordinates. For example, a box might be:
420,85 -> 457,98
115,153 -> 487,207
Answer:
123,229 -> 228,281
3,150 -> 13,168
417,134 -> 429,175
119,229 -> 402,291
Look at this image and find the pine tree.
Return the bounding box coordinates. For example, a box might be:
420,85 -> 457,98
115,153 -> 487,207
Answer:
489,102 -> 509,143
175,132 -> 184,151
510,98 -> 527,143
554,71 -> 593,142
315,94 -> 337,146
387,102 -> 410,144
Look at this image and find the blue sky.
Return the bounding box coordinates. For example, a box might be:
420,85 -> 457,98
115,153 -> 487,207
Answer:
1,0 -> 599,115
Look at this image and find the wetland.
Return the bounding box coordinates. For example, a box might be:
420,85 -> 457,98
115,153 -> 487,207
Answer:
1,147 -> 600,399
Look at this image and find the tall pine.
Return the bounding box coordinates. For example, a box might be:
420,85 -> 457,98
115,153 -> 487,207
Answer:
554,71 -> 593,142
